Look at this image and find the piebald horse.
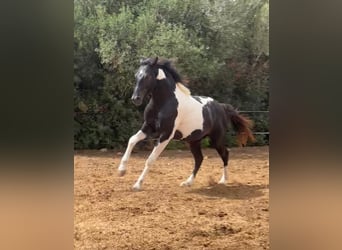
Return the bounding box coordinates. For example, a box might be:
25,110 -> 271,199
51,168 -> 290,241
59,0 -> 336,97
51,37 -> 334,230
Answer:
118,57 -> 255,190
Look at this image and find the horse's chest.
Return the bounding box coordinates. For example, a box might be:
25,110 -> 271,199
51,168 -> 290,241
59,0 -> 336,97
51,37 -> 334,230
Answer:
145,100 -> 178,131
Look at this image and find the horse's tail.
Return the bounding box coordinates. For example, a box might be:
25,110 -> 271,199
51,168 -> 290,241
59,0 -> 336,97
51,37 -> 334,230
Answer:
222,104 -> 256,146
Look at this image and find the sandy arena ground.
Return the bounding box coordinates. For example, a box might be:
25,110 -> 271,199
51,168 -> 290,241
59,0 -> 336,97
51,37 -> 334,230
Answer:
74,146 -> 269,249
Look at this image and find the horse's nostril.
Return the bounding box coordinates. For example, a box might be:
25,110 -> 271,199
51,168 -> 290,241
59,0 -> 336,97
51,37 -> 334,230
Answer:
131,95 -> 142,105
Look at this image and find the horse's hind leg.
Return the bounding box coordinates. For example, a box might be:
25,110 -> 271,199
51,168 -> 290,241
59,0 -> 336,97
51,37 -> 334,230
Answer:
118,130 -> 146,176
215,145 -> 230,184
210,132 -> 230,184
181,140 -> 203,187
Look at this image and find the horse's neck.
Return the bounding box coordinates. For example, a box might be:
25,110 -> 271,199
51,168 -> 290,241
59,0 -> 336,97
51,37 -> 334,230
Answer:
151,79 -> 176,105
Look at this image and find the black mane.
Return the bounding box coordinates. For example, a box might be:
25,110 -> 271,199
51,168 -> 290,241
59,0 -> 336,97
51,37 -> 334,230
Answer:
141,57 -> 183,83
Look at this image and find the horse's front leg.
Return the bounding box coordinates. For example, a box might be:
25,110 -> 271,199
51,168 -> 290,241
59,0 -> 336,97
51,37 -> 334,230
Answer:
118,130 -> 146,176
133,133 -> 174,191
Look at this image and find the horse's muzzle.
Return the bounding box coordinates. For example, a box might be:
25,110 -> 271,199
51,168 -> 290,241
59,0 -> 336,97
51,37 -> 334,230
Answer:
131,95 -> 142,106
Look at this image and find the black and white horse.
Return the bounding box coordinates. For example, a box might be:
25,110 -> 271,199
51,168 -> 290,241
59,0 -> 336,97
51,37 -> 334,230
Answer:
118,57 -> 255,190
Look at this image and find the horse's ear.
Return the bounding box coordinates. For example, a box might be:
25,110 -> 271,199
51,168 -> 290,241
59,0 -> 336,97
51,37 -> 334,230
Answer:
152,56 -> 158,66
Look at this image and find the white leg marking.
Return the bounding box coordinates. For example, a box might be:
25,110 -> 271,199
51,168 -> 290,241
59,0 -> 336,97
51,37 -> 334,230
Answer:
218,165 -> 228,184
118,130 -> 146,176
132,137 -> 172,191
180,174 -> 195,187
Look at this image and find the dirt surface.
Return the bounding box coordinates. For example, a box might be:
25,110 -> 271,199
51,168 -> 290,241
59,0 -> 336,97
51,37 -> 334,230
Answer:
74,146 -> 269,249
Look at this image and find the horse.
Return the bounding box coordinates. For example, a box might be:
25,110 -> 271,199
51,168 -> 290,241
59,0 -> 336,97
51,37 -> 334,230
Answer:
118,57 -> 255,191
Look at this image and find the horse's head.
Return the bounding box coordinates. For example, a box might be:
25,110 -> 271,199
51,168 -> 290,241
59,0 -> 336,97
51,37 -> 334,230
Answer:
131,57 -> 162,106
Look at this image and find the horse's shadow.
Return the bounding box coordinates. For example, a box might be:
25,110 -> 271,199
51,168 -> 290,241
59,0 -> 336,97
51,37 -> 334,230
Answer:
187,183 -> 269,200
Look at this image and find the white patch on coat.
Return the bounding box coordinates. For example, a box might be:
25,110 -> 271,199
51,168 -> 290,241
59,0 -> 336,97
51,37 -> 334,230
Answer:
173,85 -> 213,139
198,96 -> 213,105
156,68 -> 166,80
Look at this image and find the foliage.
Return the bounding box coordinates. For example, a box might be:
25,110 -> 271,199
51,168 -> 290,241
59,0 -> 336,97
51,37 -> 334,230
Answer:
74,0 -> 269,149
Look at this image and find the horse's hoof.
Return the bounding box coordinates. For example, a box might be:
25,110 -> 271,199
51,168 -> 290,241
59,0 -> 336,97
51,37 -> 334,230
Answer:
132,185 -> 141,191
218,178 -> 226,184
118,169 -> 126,177
132,181 -> 142,191
218,177 -> 228,185
180,181 -> 191,187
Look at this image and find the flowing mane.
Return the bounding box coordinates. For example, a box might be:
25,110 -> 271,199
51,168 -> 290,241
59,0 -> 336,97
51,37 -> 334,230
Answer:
140,57 -> 191,95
